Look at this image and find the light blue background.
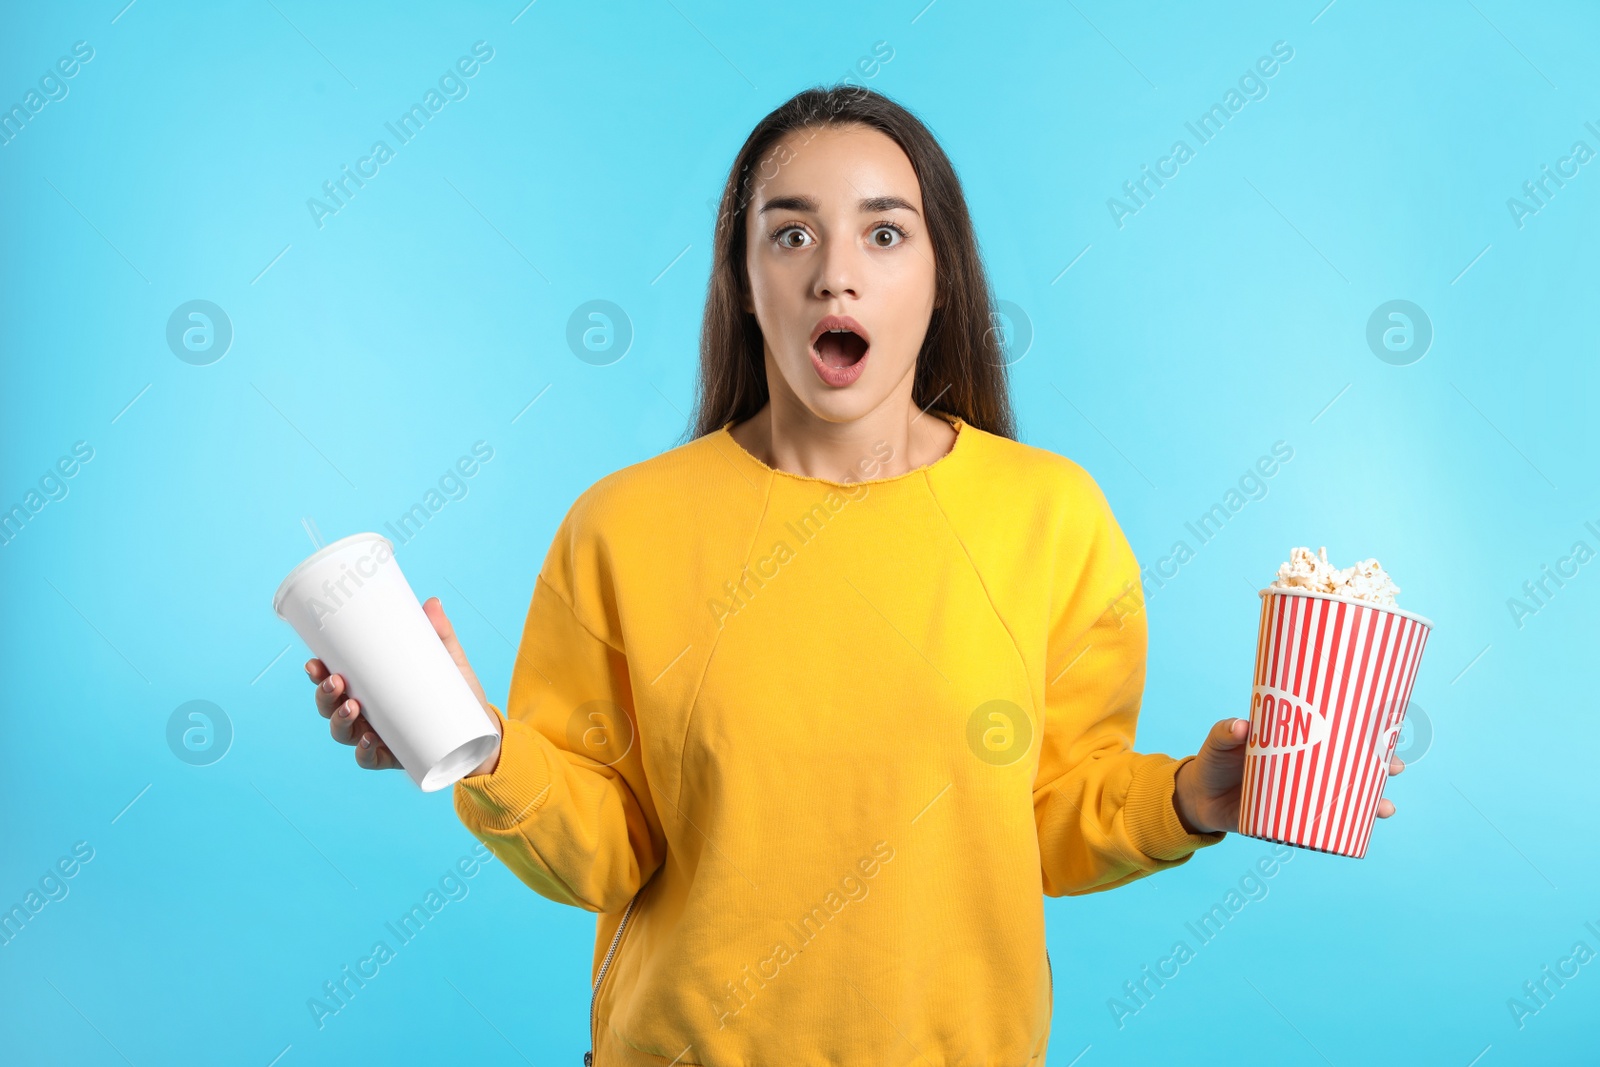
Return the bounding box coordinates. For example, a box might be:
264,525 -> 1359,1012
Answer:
2,1 -> 1595,1064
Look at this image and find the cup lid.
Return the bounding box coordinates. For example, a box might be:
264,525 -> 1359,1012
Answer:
271,532 -> 394,618
1257,585 -> 1433,630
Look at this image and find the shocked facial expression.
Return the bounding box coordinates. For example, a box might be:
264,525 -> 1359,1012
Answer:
742,123 -> 939,422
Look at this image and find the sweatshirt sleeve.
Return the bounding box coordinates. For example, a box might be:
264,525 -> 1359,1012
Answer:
1033,467 -> 1226,897
452,503 -> 667,915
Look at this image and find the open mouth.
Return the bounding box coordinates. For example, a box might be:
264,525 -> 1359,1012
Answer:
814,328 -> 869,368
809,315 -> 872,374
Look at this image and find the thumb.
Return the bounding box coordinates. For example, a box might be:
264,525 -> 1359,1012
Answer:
1206,716 -> 1250,755
423,596 -> 489,707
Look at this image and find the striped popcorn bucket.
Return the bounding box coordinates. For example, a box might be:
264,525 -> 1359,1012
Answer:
1238,588 -> 1433,858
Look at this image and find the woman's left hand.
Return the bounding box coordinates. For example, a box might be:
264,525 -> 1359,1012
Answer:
1172,717 -> 1406,835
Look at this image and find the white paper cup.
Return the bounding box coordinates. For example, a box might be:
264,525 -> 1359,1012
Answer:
272,532 -> 500,792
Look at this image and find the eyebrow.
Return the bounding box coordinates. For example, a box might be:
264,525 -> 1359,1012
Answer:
757,194 -> 921,217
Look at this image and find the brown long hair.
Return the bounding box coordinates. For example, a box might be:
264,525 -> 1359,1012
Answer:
683,84 -> 1016,443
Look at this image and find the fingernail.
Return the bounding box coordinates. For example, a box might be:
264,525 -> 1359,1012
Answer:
321,676 -> 335,692
359,735 -> 372,749
340,701 -> 355,718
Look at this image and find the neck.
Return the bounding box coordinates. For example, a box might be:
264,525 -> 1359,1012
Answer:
730,390 -> 956,483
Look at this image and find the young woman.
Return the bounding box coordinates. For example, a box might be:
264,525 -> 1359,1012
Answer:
306,85 -> 1403,1065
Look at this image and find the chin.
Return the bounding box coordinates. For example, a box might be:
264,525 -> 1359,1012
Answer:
772,349 -> 905,425
794,378 -> 883,422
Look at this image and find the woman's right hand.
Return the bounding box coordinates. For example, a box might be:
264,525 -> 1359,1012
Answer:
306,596 -> 504,776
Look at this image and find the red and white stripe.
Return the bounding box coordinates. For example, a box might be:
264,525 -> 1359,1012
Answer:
1238,590 -> 1431,859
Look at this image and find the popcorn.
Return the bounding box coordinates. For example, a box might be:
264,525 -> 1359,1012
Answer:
1269,546 -> 1400,607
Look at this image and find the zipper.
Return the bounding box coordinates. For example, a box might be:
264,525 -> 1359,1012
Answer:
583,888 -> 643,1066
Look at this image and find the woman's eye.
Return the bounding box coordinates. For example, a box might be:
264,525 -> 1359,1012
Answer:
771,224 -> 904,248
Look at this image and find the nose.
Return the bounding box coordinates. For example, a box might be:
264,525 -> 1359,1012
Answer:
813,235 -> 858,301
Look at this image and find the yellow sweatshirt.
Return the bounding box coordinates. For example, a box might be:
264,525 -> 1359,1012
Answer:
453,410 -> 1226,1066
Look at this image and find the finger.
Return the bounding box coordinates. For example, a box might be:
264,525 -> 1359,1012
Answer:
1389,756 -> 1406,776
422,597 -> 489,707
329,698 -> 365,745
1376,798 -> 1396,818
306,658 -> 329,685
1207,717 -> 1250,753
314,671 -> 347,718
423,596 -> 460,652
354,729 -> 402,771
